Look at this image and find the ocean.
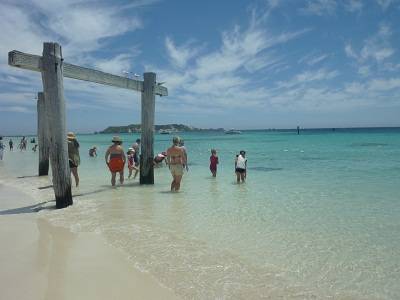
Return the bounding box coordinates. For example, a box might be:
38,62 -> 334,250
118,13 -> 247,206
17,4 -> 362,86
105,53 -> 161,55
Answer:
1,128 -> 400,299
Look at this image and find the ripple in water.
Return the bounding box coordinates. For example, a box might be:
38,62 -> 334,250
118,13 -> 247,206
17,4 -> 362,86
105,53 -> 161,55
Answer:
248,167 -> 283,172
350,142 -> 388,147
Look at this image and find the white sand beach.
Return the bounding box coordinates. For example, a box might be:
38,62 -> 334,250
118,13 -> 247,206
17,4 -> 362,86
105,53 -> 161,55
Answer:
0,183 -> 180,300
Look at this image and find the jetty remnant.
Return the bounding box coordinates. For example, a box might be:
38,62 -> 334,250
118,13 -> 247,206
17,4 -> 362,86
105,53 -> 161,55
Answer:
8,42 -> 168,208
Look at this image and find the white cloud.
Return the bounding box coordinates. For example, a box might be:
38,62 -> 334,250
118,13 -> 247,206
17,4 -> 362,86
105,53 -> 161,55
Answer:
345,44 -> 358,59
94,53 -> 137,75
344,23 -> 396,78
300,0 -> 337,15
376,0 -> 396,10
50,7 -> 141,57
0,0 -> 154,114
193,26 -> 308,79
0,106 -> 33,113
277,68 -> 339,88
345,0 -> 363,12
360,24 -> 394,62
152,13 -> 309,113
368,77 -> 400,91
299,53 -> 329,66
165,37 -> 199,69
358,65 -> 370,77
266,0 -> 281,9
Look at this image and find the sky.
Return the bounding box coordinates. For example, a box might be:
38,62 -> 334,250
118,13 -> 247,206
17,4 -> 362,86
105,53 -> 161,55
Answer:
0,0 -> 400,135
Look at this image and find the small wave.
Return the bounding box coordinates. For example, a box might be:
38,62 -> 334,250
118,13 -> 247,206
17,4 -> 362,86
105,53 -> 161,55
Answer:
350,142 -> 388,147
249,167 -> 283,172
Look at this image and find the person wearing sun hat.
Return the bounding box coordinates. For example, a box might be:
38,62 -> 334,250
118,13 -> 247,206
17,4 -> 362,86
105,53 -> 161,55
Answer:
67,132 -> 80,187
127,147 -> 139,179
105,136 -> 126,186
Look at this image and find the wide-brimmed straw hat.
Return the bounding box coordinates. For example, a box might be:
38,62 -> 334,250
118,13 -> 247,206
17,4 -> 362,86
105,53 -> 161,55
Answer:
112,136 -> 122,143
67,132 -> 76,140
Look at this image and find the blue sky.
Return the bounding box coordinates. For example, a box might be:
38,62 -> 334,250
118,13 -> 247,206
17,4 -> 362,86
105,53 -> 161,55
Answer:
1,0 -> 400,135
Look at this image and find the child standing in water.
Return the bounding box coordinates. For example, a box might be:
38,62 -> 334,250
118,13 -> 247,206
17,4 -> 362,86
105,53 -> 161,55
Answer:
127,148 -> 138,179
209,149 -> 219,177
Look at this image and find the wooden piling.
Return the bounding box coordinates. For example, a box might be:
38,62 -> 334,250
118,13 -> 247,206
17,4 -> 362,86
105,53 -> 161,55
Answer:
37,92 -> 49,176
41,42 -> 72,208
140,72 -> 156,184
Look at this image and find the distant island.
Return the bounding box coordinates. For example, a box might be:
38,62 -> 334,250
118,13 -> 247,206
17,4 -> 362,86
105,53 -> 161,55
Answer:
99,124 -> 224,134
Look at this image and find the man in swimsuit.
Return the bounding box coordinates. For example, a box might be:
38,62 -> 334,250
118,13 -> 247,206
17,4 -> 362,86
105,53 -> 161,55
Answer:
167,136 -> 186,192
105,136 -> 126,186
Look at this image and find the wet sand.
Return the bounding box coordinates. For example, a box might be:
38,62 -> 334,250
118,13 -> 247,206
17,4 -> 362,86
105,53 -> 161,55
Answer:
0,183 -> 180,300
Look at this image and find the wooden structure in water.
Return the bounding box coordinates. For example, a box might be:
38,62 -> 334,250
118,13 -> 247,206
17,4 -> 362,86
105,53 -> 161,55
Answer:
8,42 -> 168,208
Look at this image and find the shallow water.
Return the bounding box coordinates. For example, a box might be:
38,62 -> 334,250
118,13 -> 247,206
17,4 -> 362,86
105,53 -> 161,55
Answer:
1,128 -> 400,299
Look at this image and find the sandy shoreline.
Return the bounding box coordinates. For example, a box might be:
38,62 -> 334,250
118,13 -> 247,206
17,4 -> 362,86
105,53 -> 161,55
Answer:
0,183 -> 180,300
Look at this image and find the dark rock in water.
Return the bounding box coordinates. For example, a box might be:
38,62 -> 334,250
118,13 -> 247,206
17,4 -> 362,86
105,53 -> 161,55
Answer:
350,142 -> 388,147
249,167 -> 283,172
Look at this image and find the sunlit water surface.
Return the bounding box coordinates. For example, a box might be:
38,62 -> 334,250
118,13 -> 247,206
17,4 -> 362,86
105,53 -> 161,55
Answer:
1,128 -> 400,299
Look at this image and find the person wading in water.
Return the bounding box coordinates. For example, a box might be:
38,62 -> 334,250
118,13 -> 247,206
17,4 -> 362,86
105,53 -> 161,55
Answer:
105,136 -> 126,186
166,136 -> 186,192
67,132 -> 80,187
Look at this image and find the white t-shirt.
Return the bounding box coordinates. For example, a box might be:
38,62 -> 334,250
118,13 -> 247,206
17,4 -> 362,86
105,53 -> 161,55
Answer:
236,155 -> 247,169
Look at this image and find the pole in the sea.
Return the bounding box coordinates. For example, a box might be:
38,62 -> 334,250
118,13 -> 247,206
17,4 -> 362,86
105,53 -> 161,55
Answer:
297,126 -> 300,135
41,42 -> 73,208
37,92 -> 49,176
140,72 -> 156,184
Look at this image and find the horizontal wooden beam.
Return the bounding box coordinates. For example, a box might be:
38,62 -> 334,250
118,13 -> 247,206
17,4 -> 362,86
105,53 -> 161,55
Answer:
8,50 -> 168,96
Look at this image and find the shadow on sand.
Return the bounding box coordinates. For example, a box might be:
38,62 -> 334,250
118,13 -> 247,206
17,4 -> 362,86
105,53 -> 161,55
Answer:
17,175 -> 39,179
0,201 -> 56,216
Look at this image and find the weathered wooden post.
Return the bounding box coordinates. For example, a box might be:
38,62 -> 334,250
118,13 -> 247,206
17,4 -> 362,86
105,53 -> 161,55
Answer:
37,92 -> 49,176
140,72 -> 156,184
41,42 -> 72,208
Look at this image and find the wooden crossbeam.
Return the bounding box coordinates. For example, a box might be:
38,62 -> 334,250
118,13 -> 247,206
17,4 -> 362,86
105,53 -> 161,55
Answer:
8,50 -> 168,96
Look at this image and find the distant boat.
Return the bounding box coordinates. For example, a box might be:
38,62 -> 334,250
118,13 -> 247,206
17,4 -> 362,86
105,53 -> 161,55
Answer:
225,129 -> 242,134
159,129 -> 171,134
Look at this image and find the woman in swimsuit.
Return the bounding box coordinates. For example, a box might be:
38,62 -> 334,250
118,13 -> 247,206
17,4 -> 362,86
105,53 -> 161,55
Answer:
166,136 -> 186,191
67,132 -> 80,187
105,136 -> 126,186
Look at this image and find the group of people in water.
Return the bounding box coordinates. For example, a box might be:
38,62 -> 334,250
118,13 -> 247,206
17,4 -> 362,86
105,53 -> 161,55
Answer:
1,133 -> 247,190
0,136 -> 39,160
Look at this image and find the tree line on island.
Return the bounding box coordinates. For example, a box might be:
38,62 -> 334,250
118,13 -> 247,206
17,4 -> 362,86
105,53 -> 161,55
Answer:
98,124 -> 225,134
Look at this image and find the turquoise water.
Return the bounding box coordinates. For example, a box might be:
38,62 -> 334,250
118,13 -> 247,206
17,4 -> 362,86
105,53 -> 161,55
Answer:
1,128 -> 400,299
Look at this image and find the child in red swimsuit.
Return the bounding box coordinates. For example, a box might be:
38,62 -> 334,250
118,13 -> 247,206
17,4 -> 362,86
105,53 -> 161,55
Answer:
209,149 -> 219,177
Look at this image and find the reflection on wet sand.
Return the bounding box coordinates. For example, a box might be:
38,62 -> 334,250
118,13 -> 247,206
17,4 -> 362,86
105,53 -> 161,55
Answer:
37,218 -> 75,300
